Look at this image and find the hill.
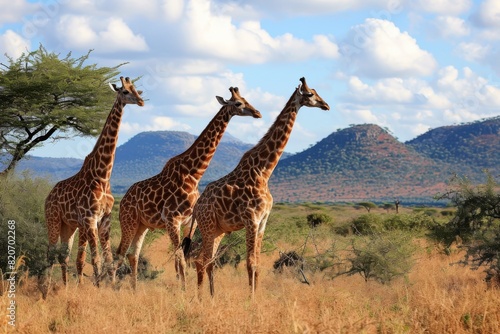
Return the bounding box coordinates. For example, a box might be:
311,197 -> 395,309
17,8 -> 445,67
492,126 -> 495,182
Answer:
110,131 -> 256,194
269,124 -> 452,203
7,116 -> 500,203
406,117 -> 500,182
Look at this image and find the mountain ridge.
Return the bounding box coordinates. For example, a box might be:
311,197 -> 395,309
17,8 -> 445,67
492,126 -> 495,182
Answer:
7,116 -> 500,203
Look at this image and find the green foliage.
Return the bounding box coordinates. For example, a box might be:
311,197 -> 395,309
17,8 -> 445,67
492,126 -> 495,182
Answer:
0,45 -> 124,174
384,212 -> 436,231
346,231 -> 416,283
0,173 -> 51,275
358,202 -> 377,212
342,212 -> 436,236
306,213 -> 333,228
436,172 -> 500,283
350,214 -> 384,234
115,253 -> 162,281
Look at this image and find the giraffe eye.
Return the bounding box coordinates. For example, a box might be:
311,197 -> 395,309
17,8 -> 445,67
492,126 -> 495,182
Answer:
306,92 -> 313,97
235,101 -> 242,107
123,90 -> 130,95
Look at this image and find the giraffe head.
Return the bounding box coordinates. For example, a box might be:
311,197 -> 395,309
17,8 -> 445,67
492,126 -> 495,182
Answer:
109,76 -> 145,107
296,77 -> 330,110
215,87 -> 262,119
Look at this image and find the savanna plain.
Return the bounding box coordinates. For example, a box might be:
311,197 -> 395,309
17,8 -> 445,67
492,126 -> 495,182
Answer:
2,203 -> 500,334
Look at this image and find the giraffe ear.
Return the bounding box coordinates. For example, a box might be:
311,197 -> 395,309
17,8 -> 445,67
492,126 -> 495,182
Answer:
109,83 -> 118,92
216,96 -> 228,105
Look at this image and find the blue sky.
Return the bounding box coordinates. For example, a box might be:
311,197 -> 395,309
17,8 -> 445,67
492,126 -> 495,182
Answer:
1,0 -> 500,159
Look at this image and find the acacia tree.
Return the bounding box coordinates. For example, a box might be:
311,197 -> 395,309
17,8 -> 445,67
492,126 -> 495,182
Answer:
358,201 -> 377,212
0,45 -> 125,175
437,172 -> 500,286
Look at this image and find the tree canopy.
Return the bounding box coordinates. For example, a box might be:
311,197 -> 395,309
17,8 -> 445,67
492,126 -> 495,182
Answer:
437,172 -> 500,286
0,45 -> 125,175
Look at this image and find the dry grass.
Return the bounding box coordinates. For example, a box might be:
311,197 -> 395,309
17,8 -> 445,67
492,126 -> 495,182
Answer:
2,245 -> 500,334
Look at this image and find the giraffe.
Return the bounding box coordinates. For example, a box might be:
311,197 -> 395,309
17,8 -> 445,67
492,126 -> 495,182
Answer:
41,77 -> 144,296
114,87 -> 261,289
186,77 -> 330,297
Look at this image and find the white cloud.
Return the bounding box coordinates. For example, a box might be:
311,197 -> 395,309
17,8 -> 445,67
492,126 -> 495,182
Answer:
433,16 -> 470,37
0,30 -> 30,60
121,116 -> 191,135
339,66 -> 500,141
56,15 -> 148,52
455,42 -> 490,62
341,18 -> 437,78
172,0 -> 339,63
0,0 -> 37,24
471,0 -> 500,28
347,76 -> 413,103
245,0 -> 404,17
411,0 -> 471,15
339,107 -> 380,124
163,0 -> 185,22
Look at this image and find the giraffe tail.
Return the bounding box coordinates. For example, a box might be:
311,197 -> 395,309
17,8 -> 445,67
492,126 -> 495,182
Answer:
181,237 -> 192,258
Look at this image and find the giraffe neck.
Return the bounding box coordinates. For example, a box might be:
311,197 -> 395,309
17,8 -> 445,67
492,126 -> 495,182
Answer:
239,91 -> 300,180
164,106 -> 233,181
83,99 -> 125,181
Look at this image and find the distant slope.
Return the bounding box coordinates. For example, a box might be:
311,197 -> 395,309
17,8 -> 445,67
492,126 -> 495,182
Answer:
110,131 -> 255,194
5,155 -> 83,182
406,117 -> 500,181
8,116 -> 500,203
270,124 -> 450,203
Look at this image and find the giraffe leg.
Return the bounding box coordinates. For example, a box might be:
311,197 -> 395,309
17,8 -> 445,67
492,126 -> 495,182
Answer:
98,212 -> 113,284
39,215 -> 61,299
249,213 -> 270,296
86,224 -> 102,287
165,218 -> 187,290
113,202 -> 137,284
207,234 -> 225,297
58,224 -> 77,285
245,224 -> 259,297
127,224 -> 148,290
76,229 -> 88,284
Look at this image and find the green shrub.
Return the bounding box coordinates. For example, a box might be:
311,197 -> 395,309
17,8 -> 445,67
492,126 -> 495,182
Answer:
346,231 -> 416,284
307,213 -> 333,228
0,173 -> 52,276
384,212 -> 436,231
350,214 -> 384,234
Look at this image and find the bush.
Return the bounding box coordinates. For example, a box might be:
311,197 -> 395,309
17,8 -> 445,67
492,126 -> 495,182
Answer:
307,213 -> 333,228
273,251 -> 304,272
350,214 -> 384,234
0,173 -> 52,276
436,172 -> 500,283
115,253 -> 162,281
346,231 -> 416,284
384,213 -> 436,231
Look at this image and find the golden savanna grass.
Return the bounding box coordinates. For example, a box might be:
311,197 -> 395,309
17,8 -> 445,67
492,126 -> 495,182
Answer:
2,244 -> 500,333
2,204 -> 500,333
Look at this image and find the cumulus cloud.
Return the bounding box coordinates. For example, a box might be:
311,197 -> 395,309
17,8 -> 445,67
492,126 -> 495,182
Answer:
240,0 -> 404,17
340,18 -> 437,78
411,0 -> 471,15
471,0 -> 500,28
0,0 -> 37,24
175,0 -> 339,63
339,66 -> 500,141
432,16 -> 470,37
56,15 -> 148,52
0,30 -> 30,60
455,42 -> 490,62
121,116 -> 191,134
